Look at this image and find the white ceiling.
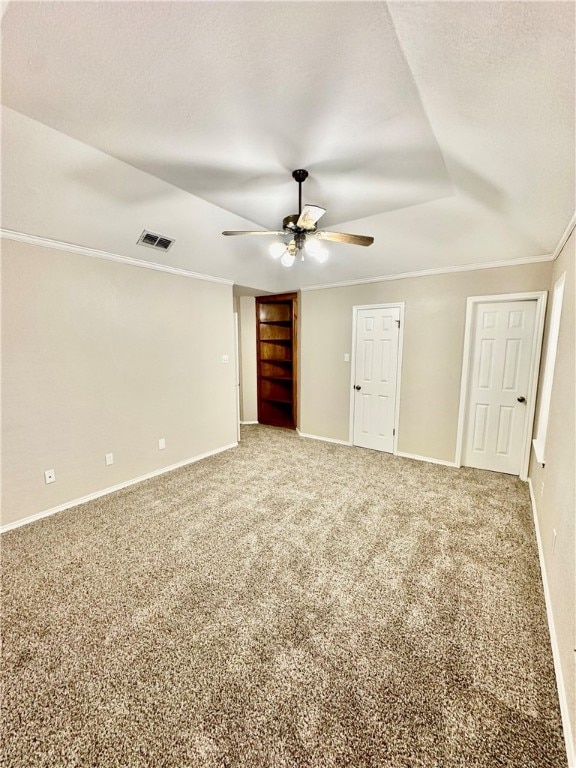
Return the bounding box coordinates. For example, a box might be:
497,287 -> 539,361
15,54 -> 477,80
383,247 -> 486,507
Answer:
1,1 -> 574,291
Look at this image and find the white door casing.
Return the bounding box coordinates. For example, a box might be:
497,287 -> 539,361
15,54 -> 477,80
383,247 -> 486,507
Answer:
351,305 -> 402,452
462,299 -> 539,475
233,312 -> 240,442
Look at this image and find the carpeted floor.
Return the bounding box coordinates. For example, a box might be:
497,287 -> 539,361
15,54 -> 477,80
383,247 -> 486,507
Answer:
1,425 -> 566,767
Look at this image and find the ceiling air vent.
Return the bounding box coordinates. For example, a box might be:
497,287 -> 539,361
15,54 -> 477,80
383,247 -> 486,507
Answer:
137,230 -> 175,251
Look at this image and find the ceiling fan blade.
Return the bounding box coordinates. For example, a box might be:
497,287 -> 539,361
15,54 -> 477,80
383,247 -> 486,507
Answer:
222,230 -> 285,236
296,205 -> 326,231
315,231 -> 374,247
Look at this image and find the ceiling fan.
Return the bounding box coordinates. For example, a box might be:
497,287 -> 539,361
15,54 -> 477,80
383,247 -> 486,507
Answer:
222,169 -> 374,267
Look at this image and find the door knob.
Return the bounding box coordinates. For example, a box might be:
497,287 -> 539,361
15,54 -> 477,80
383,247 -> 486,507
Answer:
354,385 -> 361,391
517,396 -> 526,403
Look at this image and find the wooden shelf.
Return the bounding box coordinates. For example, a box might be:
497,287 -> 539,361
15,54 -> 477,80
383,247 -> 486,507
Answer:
256,293 -> 297,430
258,303 -> 292,323
261,358 -> 292,362
258,400 -> 293,428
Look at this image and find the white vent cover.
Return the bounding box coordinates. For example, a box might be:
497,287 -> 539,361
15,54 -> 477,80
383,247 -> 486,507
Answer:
137,230 -> 174,251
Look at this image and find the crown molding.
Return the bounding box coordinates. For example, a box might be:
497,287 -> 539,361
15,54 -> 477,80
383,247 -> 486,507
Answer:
299,252 -> 556,292
0,229 -> 234,286
3,224 -> 569,293
552,212 -> 576,261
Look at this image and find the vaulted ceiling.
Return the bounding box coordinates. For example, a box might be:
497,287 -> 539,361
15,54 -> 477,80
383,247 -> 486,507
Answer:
2,1 -> 574,291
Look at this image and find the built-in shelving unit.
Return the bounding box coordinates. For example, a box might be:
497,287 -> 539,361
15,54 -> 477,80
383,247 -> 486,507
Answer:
256,293 -> 297,429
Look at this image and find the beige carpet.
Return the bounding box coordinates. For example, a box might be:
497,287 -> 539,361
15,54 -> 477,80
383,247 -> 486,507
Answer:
1,425 -> 566,767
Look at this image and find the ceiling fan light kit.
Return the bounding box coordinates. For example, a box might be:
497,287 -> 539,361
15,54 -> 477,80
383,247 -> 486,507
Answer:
280,251 -> 296,268
222,169 -> 374,268
269,241 -> 287,259
304,238 -> 328,261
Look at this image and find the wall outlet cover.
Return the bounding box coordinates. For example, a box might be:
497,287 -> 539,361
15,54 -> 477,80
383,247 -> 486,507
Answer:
44,469 -> 56,484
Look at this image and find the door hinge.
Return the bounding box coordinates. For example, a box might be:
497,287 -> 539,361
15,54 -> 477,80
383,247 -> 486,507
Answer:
393,428 -> 396,436
395,319 -> 401,328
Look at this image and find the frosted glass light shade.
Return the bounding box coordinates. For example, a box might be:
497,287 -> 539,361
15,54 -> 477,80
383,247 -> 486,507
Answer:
269,241 -> 286,259
305,238 -> 322,256
280,252 -> 296,267
305,238 -> 328,263
313,248 -> 328,263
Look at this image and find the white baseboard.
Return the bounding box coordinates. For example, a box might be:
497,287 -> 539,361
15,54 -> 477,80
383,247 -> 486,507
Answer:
394,450 -> 459,468
296,430 -> 352,446
296,431 -> 460,463
240,420 -> 258,425
1,442 -> 238,534
528,479 -> 575,768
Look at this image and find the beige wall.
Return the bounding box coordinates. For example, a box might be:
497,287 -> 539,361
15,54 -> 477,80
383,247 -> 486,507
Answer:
528,229 -> 575,759
300,261 -> 552,459
1,240 -> 238,526
238,296 -> 258,422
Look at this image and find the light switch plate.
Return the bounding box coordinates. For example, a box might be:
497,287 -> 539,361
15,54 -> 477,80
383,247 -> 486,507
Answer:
159,438 -> 166,450
105,453 -> 114,466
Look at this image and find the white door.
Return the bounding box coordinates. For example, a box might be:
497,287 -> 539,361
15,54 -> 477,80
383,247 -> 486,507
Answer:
463,300 -> 537,474
352,306 -> 401,452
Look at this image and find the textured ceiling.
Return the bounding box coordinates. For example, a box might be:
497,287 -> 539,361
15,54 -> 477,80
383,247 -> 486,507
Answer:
1,1 -> 575,290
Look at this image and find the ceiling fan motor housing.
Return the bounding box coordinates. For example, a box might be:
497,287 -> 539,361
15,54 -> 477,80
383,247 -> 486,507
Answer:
283,214 -> 299,230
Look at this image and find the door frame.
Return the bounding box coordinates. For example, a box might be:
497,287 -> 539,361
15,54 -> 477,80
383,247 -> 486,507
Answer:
455,291 -> 547,480
348,303 -> 405,452
233,312 -> 241,442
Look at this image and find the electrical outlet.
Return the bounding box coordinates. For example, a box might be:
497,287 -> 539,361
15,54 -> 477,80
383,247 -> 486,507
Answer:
158,438 -> 166,450
552,529 -> 557,554
222,354 -> 229,364
105,453 -> 114,466
44,469 -> 56,484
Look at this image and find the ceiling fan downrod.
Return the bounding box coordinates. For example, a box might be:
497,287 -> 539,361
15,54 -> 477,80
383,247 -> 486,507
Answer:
292,168 -> 309,216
